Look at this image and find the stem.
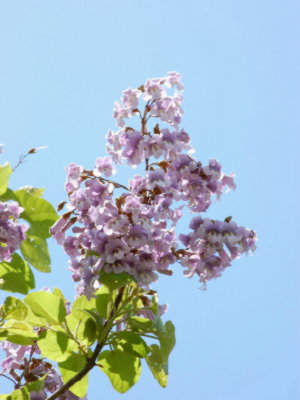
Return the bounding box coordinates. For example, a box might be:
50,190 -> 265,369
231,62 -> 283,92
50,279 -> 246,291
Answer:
13,152 -> 31,171
12,147 -> 46,171
116,306 -> 152,318
46,287 -> 125,400
15,343 -> 36,389
99,177 -> 129,192
0,373 -> 17,386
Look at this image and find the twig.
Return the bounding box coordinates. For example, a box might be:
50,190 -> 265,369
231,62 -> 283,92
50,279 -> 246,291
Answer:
46,287 -> 125,400
13,147 -> 47,171
0,373 -> 17,386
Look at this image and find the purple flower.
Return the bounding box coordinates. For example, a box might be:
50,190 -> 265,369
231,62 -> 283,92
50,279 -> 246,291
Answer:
93,156 -> 116,177
122,88 -> 141,109
0,201 -> 28,262
51,72 -> 256,294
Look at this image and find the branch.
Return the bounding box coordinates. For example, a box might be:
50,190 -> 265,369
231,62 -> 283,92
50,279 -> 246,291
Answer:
0,373 -> 17,386
13,147 -> 47,171
46,287 -> 125,400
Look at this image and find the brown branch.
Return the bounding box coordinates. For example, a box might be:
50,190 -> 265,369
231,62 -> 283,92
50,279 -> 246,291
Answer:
99,177 -> 129,192
46,287 -> 125,400
0,373 -> 17,386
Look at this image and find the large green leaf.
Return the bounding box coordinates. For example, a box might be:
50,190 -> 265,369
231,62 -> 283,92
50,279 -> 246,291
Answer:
52,287 -> 66,301
66,312 -> 97,347
0,163 -> 12,196
99,271 -> 134,291
158,321 -> 176,367
2,296 -> 28,321
14,189 -> 58,238
0,321 -> 39,345
25,374 -> 47,392
128,316 -> 154,331
0,188 -> 17,202
95,285 -> 110,318
20,234 -> 51,272
98,349 -> 141,393
145,344 -> 168,387
22,306 -> 47,327
14,189 -> 58,222
112,331 -> 149,358
71,294 -> 96,319
150,294 -> 167,333
59,354 -> 88,398
0,388 -> 29,400
0,253 -> 35,294
24,291 -> 66,325
38,329 -> 77,362
145,322 -> 175,387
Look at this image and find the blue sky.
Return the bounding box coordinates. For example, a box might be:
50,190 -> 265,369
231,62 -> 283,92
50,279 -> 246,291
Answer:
0,1 -> 299,399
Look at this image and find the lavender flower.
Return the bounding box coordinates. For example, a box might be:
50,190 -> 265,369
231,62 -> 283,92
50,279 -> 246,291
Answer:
51,72 -> 256,293
0,201 -> 28,262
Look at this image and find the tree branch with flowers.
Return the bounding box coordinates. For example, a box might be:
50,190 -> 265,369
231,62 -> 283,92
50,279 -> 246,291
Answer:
0,72 -> 256,400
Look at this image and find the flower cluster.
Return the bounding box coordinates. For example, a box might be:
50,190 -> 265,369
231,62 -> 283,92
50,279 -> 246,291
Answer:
0,201 -> 27,263
179,217 -> 256,288
51,72 -> 256,296
0,341 -> 84,400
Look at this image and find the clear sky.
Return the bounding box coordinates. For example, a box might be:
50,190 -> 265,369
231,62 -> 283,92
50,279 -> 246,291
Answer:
0,1 -> 299,399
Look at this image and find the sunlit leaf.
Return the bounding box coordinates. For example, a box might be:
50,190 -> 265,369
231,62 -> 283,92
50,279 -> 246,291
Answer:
98,349 -> 141,393
95,285 -> 110,318
112,331 -> 149,358
99,272 -> 134,291
20,235 -> 51,272
0,163 -> 12,196
2,297 -> 28,321
14,189 -> 58,238
24,291 -> 66,325
145,344 -> 168,387
0,254 -> 35,294
66,312 -> 97,347
59,354 -> 88,398
0,320 -> 38,345
38,329 -> 77,362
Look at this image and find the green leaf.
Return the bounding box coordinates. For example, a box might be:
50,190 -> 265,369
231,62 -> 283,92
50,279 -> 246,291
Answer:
145,344 -> 168,387
24,291 -> 66,325
14,189 -> 58,238
0,388 -> 30,400
18,186 -> 44,197
52,287 -> 66,301
95,286 -> 110,318
20,235 -> 51,272
66,312 -> 97,347
0,188 -> 17,202
128,316 -> 154,331
98,349 -> 141,393
71,294 -> 96,319
38,329 -> 77,362
0,163 -> 12,196
23,307 -> 47,327
99,271 -> 134,291
0,253 -> 35,294
3,297 -> 28,320
80,309 -> 104,332
112,331 -> 149,358
151,294 -> 166,333
145,322 -> 175,387
0,321 -> 38,345
59,354 -> 88,398
25,374 -> 47,392
158,321 -> 176,367
14,189 -> 58,222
